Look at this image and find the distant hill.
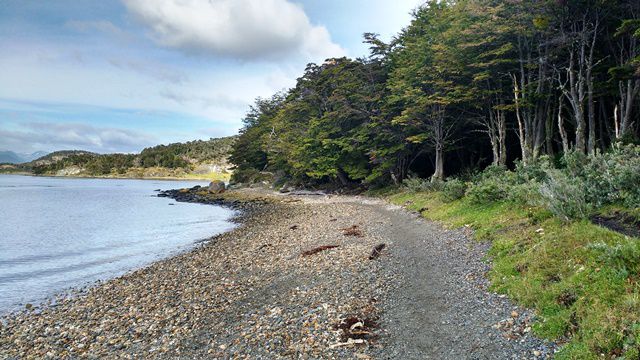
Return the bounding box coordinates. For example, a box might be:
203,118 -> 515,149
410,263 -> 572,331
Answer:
6,136 -> 237,179
0,151 -> 48,164
29,150 -> 96,166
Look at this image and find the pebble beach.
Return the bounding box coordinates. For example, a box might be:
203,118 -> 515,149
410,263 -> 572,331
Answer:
0,188 -> 555,359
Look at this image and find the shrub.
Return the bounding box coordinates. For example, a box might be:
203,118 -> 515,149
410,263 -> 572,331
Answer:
466,177 -> 508,204
607,144 -> 640,208
403,176 -> 443,193
441,178 -> 467,202
507,180 -> 543,206
514,156 -> 551,183
540,170 -> 593,221
476,164 -> 508,182
560,145 -> 640,209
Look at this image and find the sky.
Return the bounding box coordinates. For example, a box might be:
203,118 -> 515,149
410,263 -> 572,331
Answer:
0,0 -> 423,154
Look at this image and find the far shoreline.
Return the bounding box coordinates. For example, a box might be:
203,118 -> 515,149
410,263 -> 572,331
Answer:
0,172 -> 223,182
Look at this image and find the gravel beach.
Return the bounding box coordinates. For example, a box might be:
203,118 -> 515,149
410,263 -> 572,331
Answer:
0,188 -> 555,359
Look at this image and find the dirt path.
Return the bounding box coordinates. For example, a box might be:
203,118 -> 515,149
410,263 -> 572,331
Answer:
361,202 -> 555,359
0,190 -> 554,359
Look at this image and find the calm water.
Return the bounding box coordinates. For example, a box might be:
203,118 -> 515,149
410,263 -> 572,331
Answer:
0,175 -> 236,314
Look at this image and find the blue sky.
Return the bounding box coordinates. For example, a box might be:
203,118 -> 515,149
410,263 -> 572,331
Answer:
0,0 -> 422,153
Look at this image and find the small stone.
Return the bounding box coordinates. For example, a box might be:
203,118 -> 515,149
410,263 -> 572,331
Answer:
533,350 -> 541,357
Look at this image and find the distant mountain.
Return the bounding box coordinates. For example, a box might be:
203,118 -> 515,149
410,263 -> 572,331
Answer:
0,151 -> 48,164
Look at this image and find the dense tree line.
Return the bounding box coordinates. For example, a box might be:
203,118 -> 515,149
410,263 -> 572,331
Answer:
231,0 -> 640,188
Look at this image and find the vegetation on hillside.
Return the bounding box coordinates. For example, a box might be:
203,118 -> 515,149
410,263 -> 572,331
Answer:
228,0 -> 640,357
11,137 -> 236,178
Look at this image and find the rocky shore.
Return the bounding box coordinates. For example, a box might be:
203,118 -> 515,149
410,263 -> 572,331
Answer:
0,187 -> 555,359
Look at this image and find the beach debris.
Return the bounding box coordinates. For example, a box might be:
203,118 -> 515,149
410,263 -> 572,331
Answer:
289,225 -> 298,230
329,338 -> 366,348
335,315 -> 377,342
340,225 -> 363,237
256,243 -> 272,252
301,245 -> 339,256
369,244 -> 386,260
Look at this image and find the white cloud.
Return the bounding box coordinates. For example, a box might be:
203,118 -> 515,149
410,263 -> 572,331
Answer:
159,89 -> 247,110
0,123 -> 157,153
121,0 -> 346,61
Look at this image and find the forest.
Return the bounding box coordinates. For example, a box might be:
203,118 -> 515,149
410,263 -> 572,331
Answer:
230,0 -> 640,197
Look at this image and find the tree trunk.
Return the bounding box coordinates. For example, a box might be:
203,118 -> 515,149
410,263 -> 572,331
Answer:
586,18 -> 598,154
545,102 -> 554,157
429,105 -> 446,182
432,145 -> 444,182
587,74 -> 596,153
558,95 -> 570,155
512,74 -> 529,164
498,110 -> 507,166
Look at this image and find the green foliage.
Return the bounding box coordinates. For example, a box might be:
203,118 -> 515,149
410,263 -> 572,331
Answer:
441,178 -> 467,202
403,176 -> 443,193
466,177 -> 508,204
540,170 -> 593,221
560,145 -> 640,210
139,137 -> 235,168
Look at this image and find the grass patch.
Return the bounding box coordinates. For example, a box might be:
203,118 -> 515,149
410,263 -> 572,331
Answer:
388,190 -> 640,359
180,171 -> 231,182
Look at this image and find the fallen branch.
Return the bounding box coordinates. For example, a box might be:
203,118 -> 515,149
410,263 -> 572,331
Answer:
329,338 -> 366,348
369,243 -> 386,260
340,225 -> 364,237
301,245 -> 339,256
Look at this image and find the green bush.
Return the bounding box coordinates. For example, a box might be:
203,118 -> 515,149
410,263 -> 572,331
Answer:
403,177 -> 443,193
466,177 -> 508,204
441,178 -> 467,202
608,145 -> 640,208
561,145 -> 640,209
476,164 -> 508,182
507,180 -> 543,206
540,170 -> 593,221
514,156 -> 551,183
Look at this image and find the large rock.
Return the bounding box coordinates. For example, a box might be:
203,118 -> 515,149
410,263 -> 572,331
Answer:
208,180 -> 226,194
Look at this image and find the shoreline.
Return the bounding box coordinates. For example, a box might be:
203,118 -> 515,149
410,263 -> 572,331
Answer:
0,187 -> 554,358
0,188 -> 391,358
0,172 -> 222,182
